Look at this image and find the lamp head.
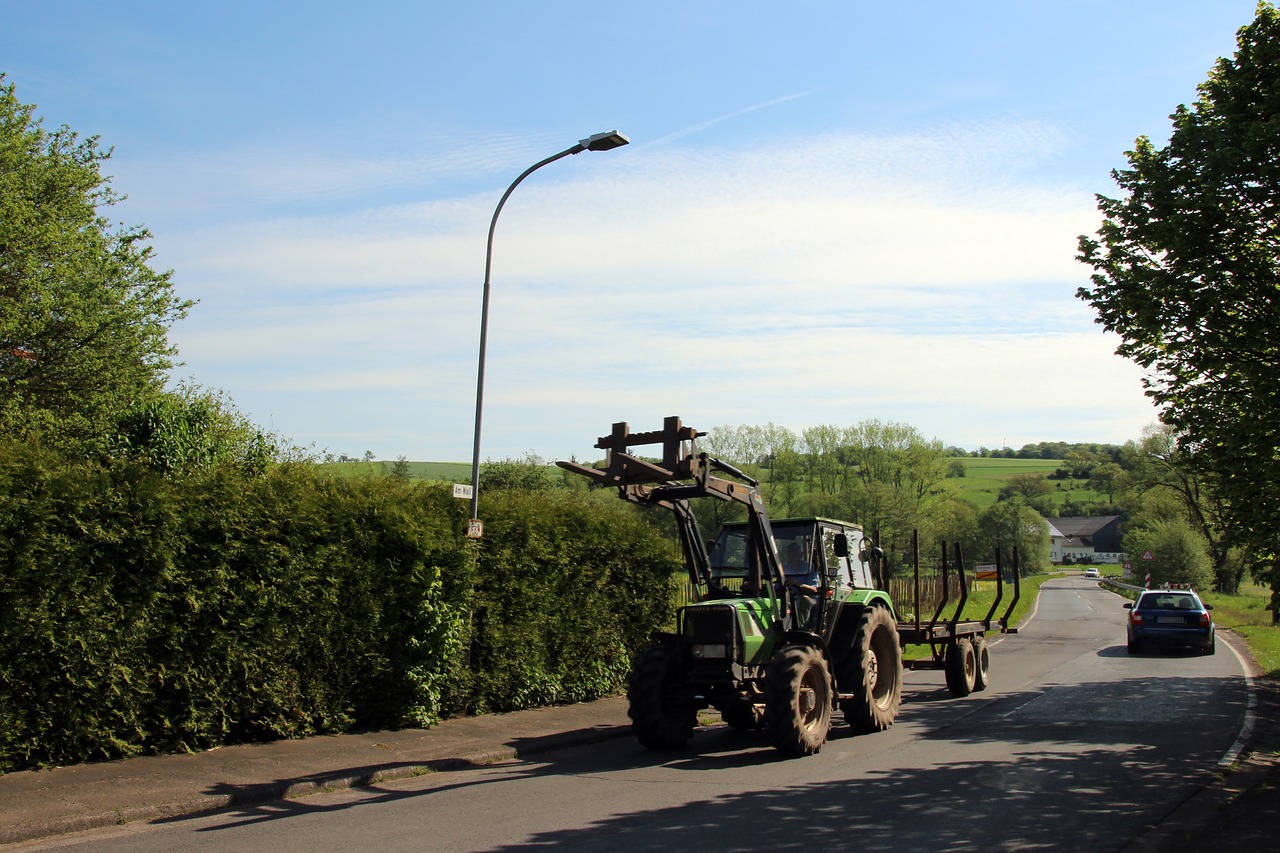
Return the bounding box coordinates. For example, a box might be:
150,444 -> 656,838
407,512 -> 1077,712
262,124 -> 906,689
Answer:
580,130 -> 630,152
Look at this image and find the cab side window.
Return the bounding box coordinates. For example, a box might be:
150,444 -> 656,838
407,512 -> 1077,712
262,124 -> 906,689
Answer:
824,526 -> 873,588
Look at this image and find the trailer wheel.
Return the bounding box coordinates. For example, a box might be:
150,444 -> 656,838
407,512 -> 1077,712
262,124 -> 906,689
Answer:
628,645 -> 697,750
766,645 -> 832,756
839,606 -> 903,732
944,638 -> 977,697
972,634 -> 990,692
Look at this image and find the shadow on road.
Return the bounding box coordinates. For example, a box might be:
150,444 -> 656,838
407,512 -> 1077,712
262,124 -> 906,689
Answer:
165,665 -> 1248,852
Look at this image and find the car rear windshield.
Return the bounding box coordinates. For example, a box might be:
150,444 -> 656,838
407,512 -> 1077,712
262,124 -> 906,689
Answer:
1137,593 -> 1200,610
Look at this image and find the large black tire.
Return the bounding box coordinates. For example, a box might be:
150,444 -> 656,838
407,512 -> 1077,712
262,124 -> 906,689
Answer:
839,606 -> 903,732
627,645 -> 697,750
971,634 -> 990,692
765,645 -> 833,756
944,638 -> 977,697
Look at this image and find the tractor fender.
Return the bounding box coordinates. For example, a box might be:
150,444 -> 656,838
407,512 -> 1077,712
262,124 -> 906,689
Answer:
777,630 -> 827,657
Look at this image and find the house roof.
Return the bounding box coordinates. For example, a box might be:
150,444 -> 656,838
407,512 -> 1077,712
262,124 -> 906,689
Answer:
1051,516 -> 1120,537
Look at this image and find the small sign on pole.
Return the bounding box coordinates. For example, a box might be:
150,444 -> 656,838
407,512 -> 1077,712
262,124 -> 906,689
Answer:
466,519 -> 484,540
453,483 -> 474,500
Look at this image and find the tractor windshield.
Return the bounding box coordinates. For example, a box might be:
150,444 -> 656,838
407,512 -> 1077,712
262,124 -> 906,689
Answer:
710,521 -> 820,586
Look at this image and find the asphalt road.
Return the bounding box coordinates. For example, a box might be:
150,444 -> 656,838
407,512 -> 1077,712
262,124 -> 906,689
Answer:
16,578 -> 1251,852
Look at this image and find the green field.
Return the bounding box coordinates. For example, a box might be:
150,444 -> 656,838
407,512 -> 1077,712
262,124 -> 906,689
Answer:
318,460 -> 473,482
947,458 -> 1111,510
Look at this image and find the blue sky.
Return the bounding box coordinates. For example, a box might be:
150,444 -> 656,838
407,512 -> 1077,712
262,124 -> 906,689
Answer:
3,2 -> 1263,463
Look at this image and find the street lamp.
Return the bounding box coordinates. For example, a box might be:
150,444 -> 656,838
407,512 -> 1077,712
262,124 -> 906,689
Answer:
467,130 -> 630,530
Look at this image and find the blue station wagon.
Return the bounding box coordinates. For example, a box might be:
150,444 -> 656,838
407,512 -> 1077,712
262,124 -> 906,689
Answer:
1125,588 -> 1215,655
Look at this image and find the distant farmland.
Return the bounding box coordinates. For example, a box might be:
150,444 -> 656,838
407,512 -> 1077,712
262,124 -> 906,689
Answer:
318,456 -> 1114,513
948,458 -> 1108,509
319,460 -> 472,482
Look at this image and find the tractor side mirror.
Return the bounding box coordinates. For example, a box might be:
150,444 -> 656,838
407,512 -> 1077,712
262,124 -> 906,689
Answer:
834,534 -> 849,558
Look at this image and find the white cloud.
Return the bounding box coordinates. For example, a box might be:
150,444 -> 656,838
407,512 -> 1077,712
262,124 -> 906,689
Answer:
153,120 -> 1155,461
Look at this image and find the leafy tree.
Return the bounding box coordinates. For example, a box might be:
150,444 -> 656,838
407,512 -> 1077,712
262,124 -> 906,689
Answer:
388,455 -> 412,481
977,499 -> 1051,576
1062,449 -> 1099,480
842,420 -> 949,572
1087,462 -> 1125,505
801,424 -> 844,494
479,452 -> 556,493
918,492 -> 981,564
998,473 -> 1054,514
758,423 -> 802,517
1120,424 -> 1248,591
0,76 -> 192,454
112,384 -> 279,475
1123,518 -> 1215,590
1077,4 -> 1280,583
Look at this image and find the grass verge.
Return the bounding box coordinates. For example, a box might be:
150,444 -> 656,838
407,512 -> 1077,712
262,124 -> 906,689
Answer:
1201,582 -> 1280,678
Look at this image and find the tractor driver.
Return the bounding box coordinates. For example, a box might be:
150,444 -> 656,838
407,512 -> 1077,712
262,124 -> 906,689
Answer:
782,542 -> 820,628
782,542 -> 818,592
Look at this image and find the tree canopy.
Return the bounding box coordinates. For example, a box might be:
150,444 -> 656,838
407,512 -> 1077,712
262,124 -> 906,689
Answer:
1077,3 -> 1280,568
0,76 -> 192,454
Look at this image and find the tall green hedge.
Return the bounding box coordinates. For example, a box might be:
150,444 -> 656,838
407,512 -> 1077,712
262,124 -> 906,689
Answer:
465,489 -> 678,713
0,444 -> 679,772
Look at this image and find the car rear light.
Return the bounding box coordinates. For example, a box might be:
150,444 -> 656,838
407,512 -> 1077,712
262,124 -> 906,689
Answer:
1199,612 -> 1211,627
1131,612 -> 1143,624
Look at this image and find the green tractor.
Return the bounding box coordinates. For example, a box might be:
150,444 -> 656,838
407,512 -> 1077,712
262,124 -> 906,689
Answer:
558,417 -> 906,756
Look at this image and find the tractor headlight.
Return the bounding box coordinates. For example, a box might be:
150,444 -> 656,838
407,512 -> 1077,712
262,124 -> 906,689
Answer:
691,643 -> 728,660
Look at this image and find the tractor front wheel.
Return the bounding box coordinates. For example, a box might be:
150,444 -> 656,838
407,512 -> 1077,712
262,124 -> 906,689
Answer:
628,645 -> 697,750
766,645 -> 833,756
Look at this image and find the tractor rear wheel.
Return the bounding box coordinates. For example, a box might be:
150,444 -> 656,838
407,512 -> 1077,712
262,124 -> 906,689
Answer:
839,606 -> 903,732
628,645 -> 697,750
766,645 -> 832,756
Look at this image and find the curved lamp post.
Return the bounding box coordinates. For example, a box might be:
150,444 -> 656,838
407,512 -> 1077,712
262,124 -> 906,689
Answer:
467,130 -> 630,530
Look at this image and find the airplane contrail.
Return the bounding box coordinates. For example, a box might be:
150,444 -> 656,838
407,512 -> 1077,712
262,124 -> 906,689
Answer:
648,91 -> 815,146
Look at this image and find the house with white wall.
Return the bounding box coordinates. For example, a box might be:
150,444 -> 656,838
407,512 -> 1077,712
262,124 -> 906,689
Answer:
1047,516 -> 1124,564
